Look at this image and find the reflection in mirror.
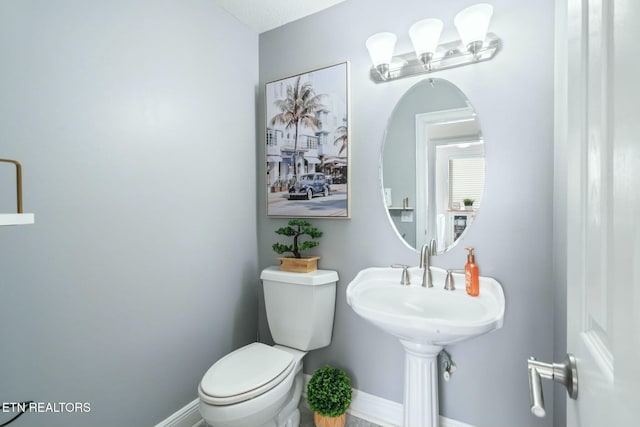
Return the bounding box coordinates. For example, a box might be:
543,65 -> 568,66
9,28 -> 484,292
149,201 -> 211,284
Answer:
381,78 -> 484,254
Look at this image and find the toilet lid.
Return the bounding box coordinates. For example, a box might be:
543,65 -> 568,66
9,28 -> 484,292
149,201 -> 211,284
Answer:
199,343 -> 294,405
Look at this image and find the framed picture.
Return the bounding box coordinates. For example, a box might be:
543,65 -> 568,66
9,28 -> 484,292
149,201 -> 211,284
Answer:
265,62 -> 350,218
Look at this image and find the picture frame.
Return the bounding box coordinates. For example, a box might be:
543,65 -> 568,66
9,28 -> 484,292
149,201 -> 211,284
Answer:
265,62 -> 350,218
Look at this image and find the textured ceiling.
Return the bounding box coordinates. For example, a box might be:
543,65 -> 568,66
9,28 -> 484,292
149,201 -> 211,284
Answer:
212,0 -> 347,34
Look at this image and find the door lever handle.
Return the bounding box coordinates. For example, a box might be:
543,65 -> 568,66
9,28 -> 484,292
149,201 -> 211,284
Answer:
527,354 -> 578,418
528,363 -> 546,417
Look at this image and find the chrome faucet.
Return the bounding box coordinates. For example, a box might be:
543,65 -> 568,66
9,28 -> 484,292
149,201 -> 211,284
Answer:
419,240 -> 436,288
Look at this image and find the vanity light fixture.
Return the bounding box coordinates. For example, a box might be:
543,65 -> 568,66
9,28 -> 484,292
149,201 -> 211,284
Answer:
454,3 -> 494,55
366,3 -> 500,83
365,32 -> 397,81
409,18 -> 444,71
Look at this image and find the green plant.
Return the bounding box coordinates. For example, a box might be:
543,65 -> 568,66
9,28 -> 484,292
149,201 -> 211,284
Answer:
307,366 -> 352,417
272,219 -> 322,259
463,198 -> 475,206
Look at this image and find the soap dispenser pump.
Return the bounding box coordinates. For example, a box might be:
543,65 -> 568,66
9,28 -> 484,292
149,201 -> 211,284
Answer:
465,247 -> 479,296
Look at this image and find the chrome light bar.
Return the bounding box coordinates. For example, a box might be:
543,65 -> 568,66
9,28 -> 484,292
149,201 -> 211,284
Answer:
369,33 -> 501,83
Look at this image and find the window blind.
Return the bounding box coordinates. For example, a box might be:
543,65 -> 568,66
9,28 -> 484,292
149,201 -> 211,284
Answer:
449,157 -> 484,208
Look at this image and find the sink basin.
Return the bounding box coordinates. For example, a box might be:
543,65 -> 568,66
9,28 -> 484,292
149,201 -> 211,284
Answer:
346,266 -> 505,427
346,266 -> 504,346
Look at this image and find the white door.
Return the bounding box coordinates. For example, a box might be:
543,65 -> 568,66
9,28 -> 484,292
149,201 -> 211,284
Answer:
562,0 -> 640,425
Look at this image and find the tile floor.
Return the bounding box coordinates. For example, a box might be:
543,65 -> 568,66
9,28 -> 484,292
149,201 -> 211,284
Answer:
298,401 -> 382,427
198,400 -> 383,427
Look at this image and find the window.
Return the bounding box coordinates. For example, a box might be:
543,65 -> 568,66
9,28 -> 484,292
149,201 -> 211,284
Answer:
449,156 -> 484,208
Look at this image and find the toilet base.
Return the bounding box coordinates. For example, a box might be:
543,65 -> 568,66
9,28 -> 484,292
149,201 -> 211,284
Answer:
271,374 -> 302,427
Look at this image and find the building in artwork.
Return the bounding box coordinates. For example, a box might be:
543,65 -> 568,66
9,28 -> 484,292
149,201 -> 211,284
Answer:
266,70 -> 348,192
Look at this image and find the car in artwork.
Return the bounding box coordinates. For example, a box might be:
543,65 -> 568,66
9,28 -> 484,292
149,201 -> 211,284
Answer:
288,173 -> 331,200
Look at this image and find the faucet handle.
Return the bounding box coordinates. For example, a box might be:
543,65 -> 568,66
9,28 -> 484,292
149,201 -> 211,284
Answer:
445,270 -> 455,291
444,270 -> 456,291
445,269 -> 465,290
391,264 -> 411,286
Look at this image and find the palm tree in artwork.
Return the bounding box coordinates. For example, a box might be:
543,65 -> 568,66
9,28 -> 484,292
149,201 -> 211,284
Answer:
333,121 -> 348,155
270,76 -> 325,179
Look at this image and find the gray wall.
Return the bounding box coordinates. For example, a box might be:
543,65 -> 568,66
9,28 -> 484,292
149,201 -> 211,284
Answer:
0,1 -> 258,426
258,1 -> 556,426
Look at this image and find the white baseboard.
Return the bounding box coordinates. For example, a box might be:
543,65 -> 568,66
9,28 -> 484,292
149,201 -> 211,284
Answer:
303,374 -> 474,427
153,398 -> 204,427
158,380 -> 475,427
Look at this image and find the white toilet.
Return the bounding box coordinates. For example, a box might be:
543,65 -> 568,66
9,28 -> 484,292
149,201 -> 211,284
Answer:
198,266 -> 339,427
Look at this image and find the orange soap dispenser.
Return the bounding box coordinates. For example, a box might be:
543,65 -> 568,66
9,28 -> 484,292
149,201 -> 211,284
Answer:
465,247 -> 480,296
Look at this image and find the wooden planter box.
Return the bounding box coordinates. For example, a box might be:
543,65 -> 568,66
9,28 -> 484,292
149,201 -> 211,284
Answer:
277,256 -> 320,273
313,412 -> 346,427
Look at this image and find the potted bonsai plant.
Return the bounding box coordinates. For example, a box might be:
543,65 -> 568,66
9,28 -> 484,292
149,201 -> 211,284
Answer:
463,198 -> 475,210
307,365 -> 352,427
272,218 -> 322,272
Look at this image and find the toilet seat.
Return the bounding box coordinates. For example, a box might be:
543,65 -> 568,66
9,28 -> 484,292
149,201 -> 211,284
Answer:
199,343 -> 294,405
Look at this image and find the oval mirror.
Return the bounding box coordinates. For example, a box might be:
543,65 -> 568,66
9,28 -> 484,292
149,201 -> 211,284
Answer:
381,78 -> 484,254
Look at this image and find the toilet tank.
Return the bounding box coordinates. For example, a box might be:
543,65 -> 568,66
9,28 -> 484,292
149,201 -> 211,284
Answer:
260,266 -> 338,351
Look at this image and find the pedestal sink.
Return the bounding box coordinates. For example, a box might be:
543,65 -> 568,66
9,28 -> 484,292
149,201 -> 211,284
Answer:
346,266 -> 505,427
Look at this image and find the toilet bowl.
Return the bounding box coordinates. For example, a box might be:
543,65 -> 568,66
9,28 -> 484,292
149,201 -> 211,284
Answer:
198,267 -> 338,427
199,344 -> 305,427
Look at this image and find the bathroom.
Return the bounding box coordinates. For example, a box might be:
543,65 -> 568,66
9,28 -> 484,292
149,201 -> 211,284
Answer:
1,0 -> 637,426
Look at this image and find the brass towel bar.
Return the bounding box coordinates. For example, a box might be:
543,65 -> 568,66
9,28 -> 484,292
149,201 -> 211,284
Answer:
0,158 -> 24,213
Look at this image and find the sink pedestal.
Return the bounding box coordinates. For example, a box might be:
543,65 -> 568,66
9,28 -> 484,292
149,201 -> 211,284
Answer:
400,340 -> 443,427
